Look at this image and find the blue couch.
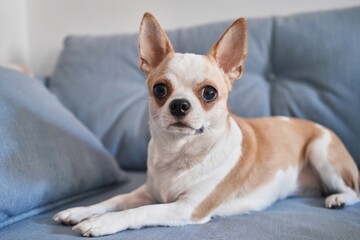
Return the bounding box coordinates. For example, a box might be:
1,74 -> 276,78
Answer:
1,6 -> 360,239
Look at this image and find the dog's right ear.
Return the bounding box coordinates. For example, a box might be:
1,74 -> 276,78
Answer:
138,13 -> 174,75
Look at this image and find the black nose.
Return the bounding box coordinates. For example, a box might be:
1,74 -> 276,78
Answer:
169,99 -> 191,117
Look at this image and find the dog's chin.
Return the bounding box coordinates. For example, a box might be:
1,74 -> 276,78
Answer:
165,122 -> 205,136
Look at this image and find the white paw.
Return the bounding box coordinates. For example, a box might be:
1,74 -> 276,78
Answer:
325,194 -> 346,209
72,213 -> 125,237
53,207 -> 100,225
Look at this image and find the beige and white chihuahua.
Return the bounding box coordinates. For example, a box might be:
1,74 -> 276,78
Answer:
54,13 -> 360,237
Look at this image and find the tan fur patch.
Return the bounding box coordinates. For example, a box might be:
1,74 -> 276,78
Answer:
191,117 -> 324,221
146,55 -> 175,107
205,55 -> 233,92
148,78 -> 174,108
193,80 -> 221,111
192,117 -> 359,221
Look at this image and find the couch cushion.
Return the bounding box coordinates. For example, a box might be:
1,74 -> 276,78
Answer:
0,67 -> 124,229
49,34 -> 149,170
0,172 -> 359,240
270,8 -> 360,166
49,7 -> 360,169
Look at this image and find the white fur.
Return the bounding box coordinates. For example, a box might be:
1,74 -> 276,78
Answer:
277,116 -> 290,122
166,53 -> 212,85
308,128 -> 348,191
147,117 -> 242,205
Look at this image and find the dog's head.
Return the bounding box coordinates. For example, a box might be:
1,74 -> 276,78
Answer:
139,13 -> 247,136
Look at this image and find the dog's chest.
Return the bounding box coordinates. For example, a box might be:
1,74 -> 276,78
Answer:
147,139 -> 242,204
146,137 -> 213,203
148,153 -> 202,203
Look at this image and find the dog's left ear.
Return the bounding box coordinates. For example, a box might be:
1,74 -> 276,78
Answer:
208,18 -> 247,82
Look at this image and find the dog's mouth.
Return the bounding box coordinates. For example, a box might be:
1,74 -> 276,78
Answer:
171,121 -> 190,128
170,121 -> 205,134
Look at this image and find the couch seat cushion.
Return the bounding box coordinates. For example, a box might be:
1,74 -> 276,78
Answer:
0,172 -> 359,240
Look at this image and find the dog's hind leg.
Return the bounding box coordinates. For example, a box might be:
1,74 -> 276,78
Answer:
306,125 -> 359,209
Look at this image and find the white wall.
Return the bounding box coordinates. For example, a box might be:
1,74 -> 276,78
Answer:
0,0 -> 28,65
1,0 -> 360,75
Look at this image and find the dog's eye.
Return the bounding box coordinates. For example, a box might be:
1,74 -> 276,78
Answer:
153,84 -> 168,99
201,86 -> 217,102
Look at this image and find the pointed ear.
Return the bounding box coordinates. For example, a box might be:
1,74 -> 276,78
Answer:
138,12 -> 174,75
208,18 -> 247,82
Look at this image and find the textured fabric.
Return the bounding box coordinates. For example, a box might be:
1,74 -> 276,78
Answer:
268,8 -> 360,168
0,172 -> 359,240
49,7 -> 360,170
0,68 -> 124,229
50,34 -> 149,170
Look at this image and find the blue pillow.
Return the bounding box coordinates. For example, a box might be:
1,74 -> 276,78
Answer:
49,7 -> 360,169
50,34 -> 149,170
0,67 -> 124,228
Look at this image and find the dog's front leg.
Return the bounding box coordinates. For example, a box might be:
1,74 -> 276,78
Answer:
53,184 -> 156,225
72,200 -> 207,237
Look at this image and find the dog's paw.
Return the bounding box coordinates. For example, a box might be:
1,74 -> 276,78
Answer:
53,207 -> 99,225
325,194 -> 346,209
72,213 -> 124,237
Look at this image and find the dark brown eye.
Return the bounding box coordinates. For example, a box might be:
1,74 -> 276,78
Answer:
201,86 -> 217,102
153,84 -> 167,99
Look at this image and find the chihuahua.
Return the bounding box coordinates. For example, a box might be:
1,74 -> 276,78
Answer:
53,13 -> 360,237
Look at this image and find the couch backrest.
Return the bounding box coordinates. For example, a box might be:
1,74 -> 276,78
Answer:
50,7 -> 360,169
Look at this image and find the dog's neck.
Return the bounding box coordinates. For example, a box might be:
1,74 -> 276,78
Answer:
148,114 -> 243,170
